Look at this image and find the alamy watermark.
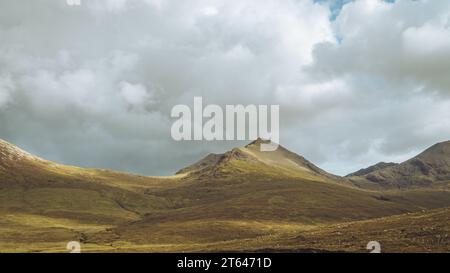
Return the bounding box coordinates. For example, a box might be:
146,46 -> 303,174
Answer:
366,241 -> 381,253
67,241 -> 81,253
171,97 -> 279,151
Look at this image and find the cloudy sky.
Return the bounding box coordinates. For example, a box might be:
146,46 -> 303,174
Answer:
1,0 -> 450,176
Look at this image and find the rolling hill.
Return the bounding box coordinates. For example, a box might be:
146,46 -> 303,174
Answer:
0,138 -> 450,252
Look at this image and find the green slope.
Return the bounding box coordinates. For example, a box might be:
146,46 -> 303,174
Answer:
1,139 -> 450,252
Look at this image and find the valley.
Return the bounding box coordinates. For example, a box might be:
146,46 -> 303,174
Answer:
0,138 -> 449,252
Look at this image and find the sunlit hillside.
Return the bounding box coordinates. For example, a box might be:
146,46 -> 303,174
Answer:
0,139 -> 449,252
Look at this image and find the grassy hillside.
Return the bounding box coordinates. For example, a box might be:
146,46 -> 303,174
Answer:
0,139 -> 449,252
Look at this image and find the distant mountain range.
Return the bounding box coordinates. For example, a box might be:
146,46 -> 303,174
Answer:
178,138 -> 450,190
346,141 -> 450,188
0,138 -> 449,252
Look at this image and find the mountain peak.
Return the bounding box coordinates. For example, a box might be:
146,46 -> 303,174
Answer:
346,162 -> 398,177
245,137 -> 269,147
418,140 -> 450,158
0,139 -> 39,163
176,139 -> 337,181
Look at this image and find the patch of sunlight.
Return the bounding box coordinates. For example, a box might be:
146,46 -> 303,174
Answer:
2,213 -> 112,230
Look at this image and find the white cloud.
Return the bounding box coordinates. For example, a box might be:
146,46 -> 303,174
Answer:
403,23 -> 450,55
283,0 -> 450,174
311,0 -> 450,93
120,81 -> 155,110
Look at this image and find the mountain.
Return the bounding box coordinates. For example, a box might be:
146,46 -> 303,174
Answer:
177,138 -> 338,181
1,138 -> 450,252
346,162 -> 398,177
348,141 -> 450,188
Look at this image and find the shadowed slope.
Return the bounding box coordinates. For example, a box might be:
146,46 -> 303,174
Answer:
348,141 -> 450,188
346,162 -> 398,177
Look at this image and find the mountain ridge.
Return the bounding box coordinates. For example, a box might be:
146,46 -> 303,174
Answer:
346,162 -> 398,177
2,138 -> 450,189
348,141 -> 450,188
1,138 -> 450,252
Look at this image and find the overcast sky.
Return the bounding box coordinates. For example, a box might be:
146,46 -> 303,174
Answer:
1,0 -> 450,176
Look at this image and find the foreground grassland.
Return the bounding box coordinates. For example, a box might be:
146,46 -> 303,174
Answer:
1,139 -> 449,253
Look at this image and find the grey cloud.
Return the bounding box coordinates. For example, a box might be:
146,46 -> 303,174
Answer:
1,0 -> 450,176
